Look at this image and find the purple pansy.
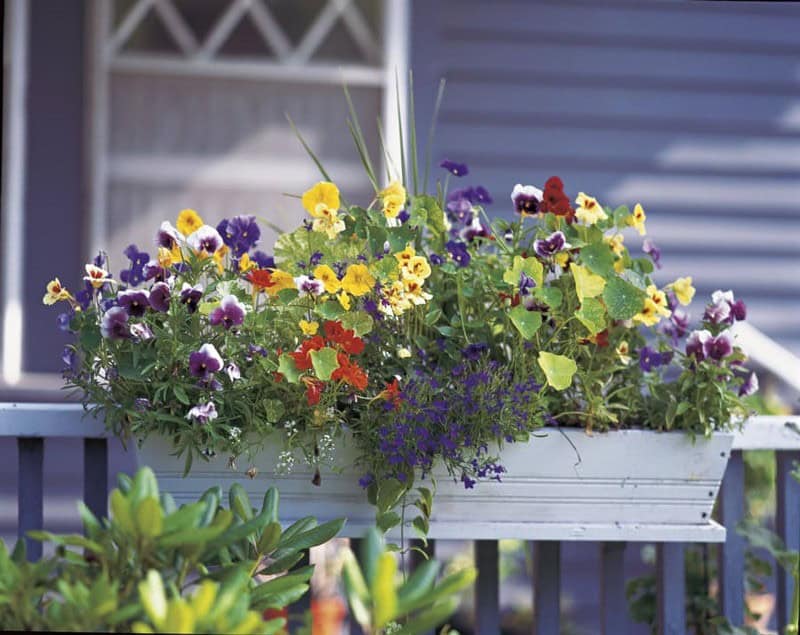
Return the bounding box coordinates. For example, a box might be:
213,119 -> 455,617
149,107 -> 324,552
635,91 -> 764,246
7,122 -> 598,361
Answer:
294,275 -> 325,298
440,159 -> 469,177
225,362 -> 241,381
705,290 -> 747,325
187,225 -> 223,255
120,244 -> 151,287
217,215 -> 261,258
157,222 -> 183,250
186,401 -> 218,425
660,306 -> 690,344
61,346 -> 80,377
148,282 -> 171,313
180,283 -> 203,314
519,272 -> 536,296
707,331 -> 734,361
358,473 -> 374,489
460,216 -> 491,242
686,329 -> 712,360
429,253 -> 445,266
533,230 -> 569,259
472,186 -> 493,205
445,192 -> 473,224
642,239 -> 662,269
209,295 -> 246,330
251,251 -> 275,269
189,343 -> 223,379
117,289 -> 149,317
446,240 -> 471,267
100,307 -> 130,340
511,184 -> 543,215
130,323 -> 154,341
739,372 -> 759,397
57,312 -> 73,333
639,346 -> 673,372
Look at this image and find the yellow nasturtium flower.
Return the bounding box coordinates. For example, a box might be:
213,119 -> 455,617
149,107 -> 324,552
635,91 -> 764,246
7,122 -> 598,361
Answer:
394,244 -> 416,268
616,341 -> 631,365
341,264 -> 375,297
43,278 -> 73,305
312,208 -> 346,239
629,203 -> 646,236
176,209 -> 204,237
605,233 -> 625,257
632,298 -> 661,327
671,277 -> 695,306
302,182 -> 340,218
646,284 -> 671,318
238,253 -> 256,272
212,245 -> 228,273
338,290 -> 351,311
574,193 -> 608,226
313,264 -> 341,294
265,269 -> 296,296
380,181 -> 407,219
299,320 -> 319,335
403,256 -> 432,283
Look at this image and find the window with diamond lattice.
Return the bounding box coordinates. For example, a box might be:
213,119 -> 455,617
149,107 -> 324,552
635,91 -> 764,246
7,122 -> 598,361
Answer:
88,0 -> 402,282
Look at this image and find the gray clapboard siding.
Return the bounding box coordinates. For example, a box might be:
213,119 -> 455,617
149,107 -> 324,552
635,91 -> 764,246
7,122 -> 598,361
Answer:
411,0 -> 800,356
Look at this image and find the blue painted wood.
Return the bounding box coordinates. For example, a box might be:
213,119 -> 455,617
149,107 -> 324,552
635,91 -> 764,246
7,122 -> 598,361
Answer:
475,540 -> 499,635
600,542 -> 628,635
17,438 -> 44,561
775,450 -> 800,632
534,541 -> 560,635
83,438 -> 108,521
719,450 -> 746,625
656,543 -> 685,635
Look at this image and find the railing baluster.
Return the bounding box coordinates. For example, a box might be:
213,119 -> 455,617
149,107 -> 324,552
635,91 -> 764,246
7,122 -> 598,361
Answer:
657,543 -> 685,635
776,450 -> 800,632
600,542 -> 627,635
17,437 -> 44,561
83,438 -> 108,520
719,450 -> 745,624
533,541 -> 560,634
475,539 -> 499,635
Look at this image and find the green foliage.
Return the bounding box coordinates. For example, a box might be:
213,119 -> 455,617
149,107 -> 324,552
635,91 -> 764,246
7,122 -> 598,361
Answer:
341,528 -> 476,635
0,467 -> 344,632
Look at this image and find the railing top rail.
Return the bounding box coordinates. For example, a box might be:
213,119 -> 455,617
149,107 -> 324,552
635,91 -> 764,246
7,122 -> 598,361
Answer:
0,402 -> 107,437
0,403 -> 797,448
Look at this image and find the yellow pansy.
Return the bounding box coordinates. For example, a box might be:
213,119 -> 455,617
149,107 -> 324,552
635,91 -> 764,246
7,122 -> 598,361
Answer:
574,193 -> 608,226
238,253 -> 256,272
313,264 -> 341,294
632,298 -> 661,326
341,264 -> 375,297
302,182 -> 340,218
338,290 -> 351,311
571,264 -> 606,302
311,208 -> 346,239
380,180 -> 407,219
381,281 -> 412,316
616,341 -> 631,365
299,320 -> 319,336
403,280 -> 432,305
646,284 -> 671,318
554,252 -> 570,268
629,203 -> 646,236
264,269 -> 296,296
176,209 -> 204,236
671,277 -> 695,306
605,233 -> 625,257
157,246 -> 181,268
403,256 -> 432,283
43,278 -> 73,305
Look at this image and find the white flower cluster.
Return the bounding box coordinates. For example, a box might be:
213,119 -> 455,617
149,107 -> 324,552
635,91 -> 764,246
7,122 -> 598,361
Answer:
276,450 -> 296,474
317,433 -> 335,462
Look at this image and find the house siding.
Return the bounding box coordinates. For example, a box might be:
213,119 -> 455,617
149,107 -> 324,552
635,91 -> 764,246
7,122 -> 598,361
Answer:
411,0 -> 800,356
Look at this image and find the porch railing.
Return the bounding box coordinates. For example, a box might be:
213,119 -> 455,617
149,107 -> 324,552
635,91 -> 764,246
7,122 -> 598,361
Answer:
1,402 -> 799,634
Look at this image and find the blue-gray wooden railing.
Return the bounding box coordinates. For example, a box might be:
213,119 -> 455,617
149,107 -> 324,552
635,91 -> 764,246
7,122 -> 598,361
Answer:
1,403 -> 799,634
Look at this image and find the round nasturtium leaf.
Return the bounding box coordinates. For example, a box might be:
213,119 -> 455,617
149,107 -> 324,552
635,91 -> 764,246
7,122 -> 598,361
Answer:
602,276 -> 647,320
509,305 -> 543,340
537,352 -> 578,391
571,264 -> 605,302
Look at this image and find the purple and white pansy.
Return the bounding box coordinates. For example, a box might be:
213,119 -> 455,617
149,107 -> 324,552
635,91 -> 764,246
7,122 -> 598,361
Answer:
533,230 -> 570,259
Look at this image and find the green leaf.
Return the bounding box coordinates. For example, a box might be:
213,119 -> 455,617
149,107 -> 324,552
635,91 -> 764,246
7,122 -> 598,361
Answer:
263,399 -> 285,423
275,518 -> 345,552
80,327 -> 101,353
317,301 -> 346,321
508,306 -> 543,340
376,511 -> 402,533
580,242 -> 616,277
538,352 -> 578,391
575,297 -> 607,335
261,488 -> 280,524
134,497 -> 164,538
162,502 -> 206,535
110,489 -> 135,534
257,522 -> 282,554
603,276 -> 647,320
372,552 -> 398,628
277,353 -> 302,384
310,347 -> 340,381
533,287 -> 562,309
503,256 -> 544,288
394,598 -> 460,635
229,484 -> 253,521
340,311 -> 374,336
376,478 -> 407,513
397,560 -> 440,609
571,264 -> 606,302
341,550 -> 370,626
